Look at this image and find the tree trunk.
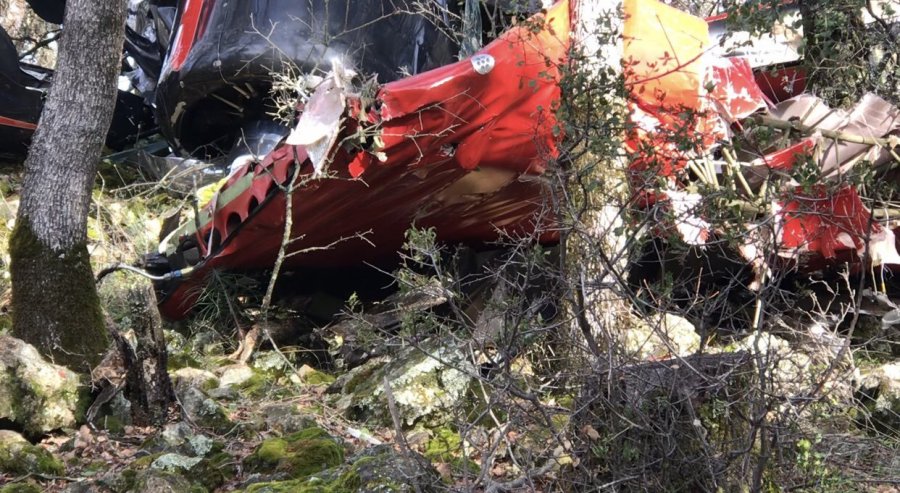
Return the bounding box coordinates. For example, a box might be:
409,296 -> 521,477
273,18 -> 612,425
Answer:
561,0 -> 631,364
118,285 -> 175,426
10,0 -> 126,372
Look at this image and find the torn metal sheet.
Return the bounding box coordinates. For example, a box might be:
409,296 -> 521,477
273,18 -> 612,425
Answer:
708,57 -> 768,125
285,61 -> 354,177
770,93 -> 900,179
624,0 -> 900,269
706,7 -> 803,69
777,186 -> 889,262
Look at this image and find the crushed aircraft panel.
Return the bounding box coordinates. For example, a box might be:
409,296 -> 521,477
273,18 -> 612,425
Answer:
146,0 -> 900,318
149,1 -> 569,319
624,0 -> 900,275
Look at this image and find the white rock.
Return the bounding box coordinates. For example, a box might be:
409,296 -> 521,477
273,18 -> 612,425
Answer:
0,336 -> 82,433
216,363 -> 254,389
625,313 -> 700,360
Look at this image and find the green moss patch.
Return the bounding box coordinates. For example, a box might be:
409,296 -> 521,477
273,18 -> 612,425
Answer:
0,437 -> 65,476
244,427 -> 344,479
0,483 -> 43,493
423,428 -> 478,477
9,217 -> 108,370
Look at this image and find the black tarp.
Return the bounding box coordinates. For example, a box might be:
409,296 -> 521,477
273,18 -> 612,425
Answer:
0,26 -> 46,158
24,0 -> 65,24
0,23 -> 156,159
154,0 -> 458,156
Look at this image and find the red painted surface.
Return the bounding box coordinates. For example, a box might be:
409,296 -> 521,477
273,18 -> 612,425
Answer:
708,58 -> 767,123
157,0 -> 893,318
780,186 -> 877,259
754,66 -> 807,104
761,138 -> 814,170
168,0 -> 205,72
0,115 -> 37,130
158,1 -> 570,319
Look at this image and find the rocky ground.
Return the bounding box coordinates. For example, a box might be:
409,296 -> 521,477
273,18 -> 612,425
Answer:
0,166 -> 897,492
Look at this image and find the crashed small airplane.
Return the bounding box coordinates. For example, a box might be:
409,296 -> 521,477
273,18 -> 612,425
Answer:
4,0 -> 900,319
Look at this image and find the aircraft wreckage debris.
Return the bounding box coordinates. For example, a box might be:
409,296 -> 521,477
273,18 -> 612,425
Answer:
5,0 -> 900,318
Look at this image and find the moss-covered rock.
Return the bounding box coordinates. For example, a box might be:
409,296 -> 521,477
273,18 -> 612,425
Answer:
349,445 -> 441,491
241,469 -> 360,493
236,371 -> 270,398
217,364 -> 255,388
130,469 -> 200,493
857,362 -> 900,435
141,422 -> 217,457
177,386 -> 233,433
331,337 -> 474,426
0,483 -> 43,493
165,332 -> 202,371
118,444 -> 233,492
241,445 -> 440,493
260,403 -> 316,435
192,451 -> 238,491
151,452 -> 204,472
623,313 -> 700,360
171,368 -> 219,392
244,427 -> 343,479
0,335 -> 83,434
293,365 -> 335,386
0,429 -> 65,476
128,422 -> 234,490
147,451 -> 235,491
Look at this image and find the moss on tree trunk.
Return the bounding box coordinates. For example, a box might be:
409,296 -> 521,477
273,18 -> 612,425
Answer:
10,217 -> 107,371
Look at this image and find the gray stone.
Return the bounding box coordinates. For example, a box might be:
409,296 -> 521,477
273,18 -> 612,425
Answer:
331,337 -> 474,426
217,363 -> 255,388
858,362 -> 900,435
170,367 -> 218,392
0,335 -> 83,434
177,386 -> 233,433
151,453 -> 204,472
261,403 -> 316,434
131,469 -> 194,493
349,444 -> 442,492
151,422 -> 214,457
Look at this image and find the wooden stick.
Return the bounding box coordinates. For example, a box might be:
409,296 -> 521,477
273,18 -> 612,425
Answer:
753,115 -> 898,148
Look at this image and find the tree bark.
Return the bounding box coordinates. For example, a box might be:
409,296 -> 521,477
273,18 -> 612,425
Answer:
117,285 -> 175,426
561,0 -> 630,363
10,0 -> 126,372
